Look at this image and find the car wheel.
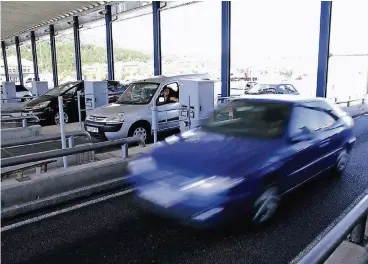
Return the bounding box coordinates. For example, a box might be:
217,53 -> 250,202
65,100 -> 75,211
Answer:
252,186 -> 280,226
335,148 -> 350,175
128,122 -> 151,144
54,111 -> 69,125
21,96 -> 32,102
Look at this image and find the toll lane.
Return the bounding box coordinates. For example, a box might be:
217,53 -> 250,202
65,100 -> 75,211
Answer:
2,115 -> 368,264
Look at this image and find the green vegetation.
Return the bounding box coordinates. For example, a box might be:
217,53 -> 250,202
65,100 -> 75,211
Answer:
7,40 -> 151,78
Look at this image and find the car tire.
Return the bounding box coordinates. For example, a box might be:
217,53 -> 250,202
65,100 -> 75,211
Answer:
128,122 -> 151,144
334,148 -> 350,176
252,186 -> 280,226
21,96 -> 32,102
54,111 -> 69,125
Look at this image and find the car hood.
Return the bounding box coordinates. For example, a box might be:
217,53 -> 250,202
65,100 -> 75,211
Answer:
89,103 -> 147,117
150,129 -> 284,177
23,95 -> 55,108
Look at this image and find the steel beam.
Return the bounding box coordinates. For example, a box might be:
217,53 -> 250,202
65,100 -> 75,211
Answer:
316,1 -> 332,98
152,1 -> 162,76
30,31 -> 39,81
105,5 -> 115,80
49,25 -> 58,87
73,16 -> 83,80
15,36 -> 23,85
1,41 -> 9,82
221,1 -> 231,97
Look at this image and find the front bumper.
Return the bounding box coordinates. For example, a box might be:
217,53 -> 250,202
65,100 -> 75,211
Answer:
84,120 -> 124,141
133,187 -> 254,228
21,108 -> 52,122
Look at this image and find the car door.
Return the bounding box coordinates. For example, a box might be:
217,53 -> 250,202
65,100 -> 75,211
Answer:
283,105 -> 324,190
63,84 -> 80,120
304,101 -> 344,169
156,82 -> 180,131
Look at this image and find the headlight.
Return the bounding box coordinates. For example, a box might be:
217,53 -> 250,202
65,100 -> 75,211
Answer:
106,113 -> 125,124
32,101 -> 50,109
180,176 -> 243,196
128,157 -> 157,175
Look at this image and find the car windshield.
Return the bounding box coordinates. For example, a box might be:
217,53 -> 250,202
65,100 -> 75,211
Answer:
247,84 -> 278,94
44,82 -> 80,96
116,82 -> 160,104
202,99 -> 292,139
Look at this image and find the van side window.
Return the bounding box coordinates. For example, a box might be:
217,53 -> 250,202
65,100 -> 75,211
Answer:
157,82 -> 179,105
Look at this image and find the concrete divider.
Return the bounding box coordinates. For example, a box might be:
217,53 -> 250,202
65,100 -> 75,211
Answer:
1,157 -> 133,218
1,125 -> 42,141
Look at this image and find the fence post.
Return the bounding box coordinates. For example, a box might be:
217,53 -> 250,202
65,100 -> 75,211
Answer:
77,91 -> 82,130
22,119 -> 27,127
121,143 -> 128,158
151,104 -> 158,143
350,215 -> 367,245
58,96 -> 68,168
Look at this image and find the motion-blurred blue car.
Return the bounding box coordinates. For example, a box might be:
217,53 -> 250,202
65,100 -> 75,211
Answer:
127,95 -> 356,228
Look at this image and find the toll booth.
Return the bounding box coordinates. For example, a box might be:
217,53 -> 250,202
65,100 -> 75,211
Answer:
1,82 -> 17,103
84,81 -> 108,115
31,81 -> 48,97
179,78 -> 215,133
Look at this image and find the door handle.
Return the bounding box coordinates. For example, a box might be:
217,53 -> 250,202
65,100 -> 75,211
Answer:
319,139 -> 330,148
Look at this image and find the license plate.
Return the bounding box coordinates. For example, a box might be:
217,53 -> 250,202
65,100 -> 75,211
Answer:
139,184 -> 185,208
86,126 -> 98,133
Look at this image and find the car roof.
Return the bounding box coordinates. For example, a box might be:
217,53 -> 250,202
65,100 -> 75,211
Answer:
134,74 -> 211,85
234,94 -> 328,104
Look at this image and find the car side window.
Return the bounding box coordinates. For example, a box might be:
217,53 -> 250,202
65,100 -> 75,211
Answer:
65,86 -> 77,96
157,82 -> 179,106
278,85 -> 286,94
289,106 -> 336,136
285,85 -> 297,94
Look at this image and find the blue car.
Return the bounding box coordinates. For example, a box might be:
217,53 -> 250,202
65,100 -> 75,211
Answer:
127,95 -> 356,228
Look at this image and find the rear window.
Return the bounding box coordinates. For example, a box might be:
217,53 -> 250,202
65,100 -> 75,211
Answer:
203,99 -> 292,139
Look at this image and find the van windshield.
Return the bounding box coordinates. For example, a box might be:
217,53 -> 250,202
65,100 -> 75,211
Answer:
117,82 -> 160,105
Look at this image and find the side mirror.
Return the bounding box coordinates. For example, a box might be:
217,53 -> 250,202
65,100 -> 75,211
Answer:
290,130 -> 313,143
158,97 -> 165,103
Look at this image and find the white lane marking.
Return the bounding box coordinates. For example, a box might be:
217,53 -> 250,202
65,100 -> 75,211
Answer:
1,188 -> 134,232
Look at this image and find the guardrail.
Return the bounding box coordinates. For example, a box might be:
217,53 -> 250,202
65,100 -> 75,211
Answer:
1,130 -> 92,148
1,137 -> 145,168
1,115 -> 40,127
297,195 -> 368,264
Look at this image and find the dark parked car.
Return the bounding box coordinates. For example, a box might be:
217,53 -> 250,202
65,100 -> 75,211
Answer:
246,83 -> 299,95
126,95 -> 355,228
22,80 -> 125,125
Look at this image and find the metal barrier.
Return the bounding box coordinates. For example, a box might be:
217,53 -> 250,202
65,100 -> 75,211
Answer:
1,115 -> 40,127
297,195 -> 368,264
1,137 -> 145,168
1,131 -> 92,148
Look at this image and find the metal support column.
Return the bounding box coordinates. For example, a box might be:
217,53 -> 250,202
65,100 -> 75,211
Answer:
30,31 -> 39,81
15,36 -> 23,85
105,5 -> 114,80
152,1 -> 162,76
73,16 -> 82,80
316,1 -> 332,98
49,25 -> 58,87
221,1 -> 231,98
1,41 -> 9,82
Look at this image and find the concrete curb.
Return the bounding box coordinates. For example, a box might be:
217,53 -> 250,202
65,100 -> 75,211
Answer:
1,157 -> 134,219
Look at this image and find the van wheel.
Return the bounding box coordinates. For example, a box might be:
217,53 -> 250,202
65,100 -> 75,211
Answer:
252,186 -> 280,226
128,122 -> 151,144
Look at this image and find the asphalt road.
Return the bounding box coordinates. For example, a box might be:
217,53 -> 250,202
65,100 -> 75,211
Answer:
2,115 -> 368,264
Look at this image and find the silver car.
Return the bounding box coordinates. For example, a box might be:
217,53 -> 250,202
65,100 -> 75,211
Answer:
84,74 -> 209,142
